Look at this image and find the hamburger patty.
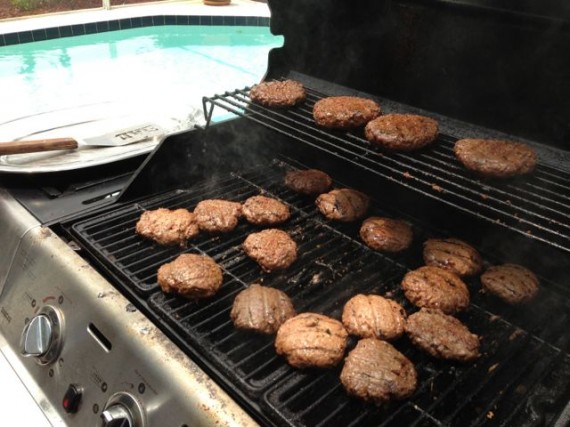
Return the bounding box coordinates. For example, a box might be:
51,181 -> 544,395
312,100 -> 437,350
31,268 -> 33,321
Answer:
231,284 -> 296,334
342,294 -> 407,340
359,216 -> 413,252
249,79 -> 306,108
454,138 -> 537,178
275,313 -> 348,368
480,263 -> 539,304
364,114 -> 439,151
315,188 -> 370,222
242,228 -> 297,272
340,338 -> 417,404
193,199 -> 242,233
157,253 -> 223,299
401,266 -> 470,314
242,195 -> 291,226
284,169 -> 333,195
405,308 -> 480,362
423,238 -> 482,277
313,96 -> 381,129
136,208 -> 199,246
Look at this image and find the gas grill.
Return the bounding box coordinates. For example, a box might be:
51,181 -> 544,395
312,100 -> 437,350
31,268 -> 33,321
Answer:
2,0 -> 570,426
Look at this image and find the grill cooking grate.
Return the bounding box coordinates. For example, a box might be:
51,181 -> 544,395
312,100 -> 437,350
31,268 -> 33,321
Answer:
203,84 -> 570,255
71,160 -> 570,426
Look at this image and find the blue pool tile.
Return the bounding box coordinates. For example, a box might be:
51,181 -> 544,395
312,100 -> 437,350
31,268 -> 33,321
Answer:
18,31 -> 33,43
84,23 -> 97,34
259,17 -> 270,26
212,16 -> 224,26
118,18 -> 132,30
141,16 -> 153,26
223,16 -> 236,26
246,16 -> 259,26
59,26 -> 73,38
96,21 -> 110,33
108,20 -> 120,31
4,33 -> 19,45
189,16 -> 200,25
32,29 -> 47,41
0,34 -> 5,46
165,15 -> 176,25
200,16 -> 213,26
234,16 -> 247,26
71,24 -> 86,35
45,27 -> 60,40
131,17 -> 143,28
152,15 -> 165,26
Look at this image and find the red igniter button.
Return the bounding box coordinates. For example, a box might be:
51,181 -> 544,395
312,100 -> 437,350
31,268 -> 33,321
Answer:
62,384 -> 82,414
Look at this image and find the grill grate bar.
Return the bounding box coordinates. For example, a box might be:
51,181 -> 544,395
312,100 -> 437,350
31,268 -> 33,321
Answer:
203,85 -> 570,253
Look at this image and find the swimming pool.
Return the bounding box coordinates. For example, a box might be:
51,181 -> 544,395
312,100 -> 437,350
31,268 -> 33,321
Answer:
0,23 -> 283,172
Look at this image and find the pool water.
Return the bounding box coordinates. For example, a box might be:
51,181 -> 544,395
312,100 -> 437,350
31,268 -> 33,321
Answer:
0,25 -> 283,142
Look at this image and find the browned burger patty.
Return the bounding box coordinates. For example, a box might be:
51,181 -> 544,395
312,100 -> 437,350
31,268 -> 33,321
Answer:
230,284 -> 296,334
454,138 -> 537,178
249,79 -> 306,108
315,188 -> 370,222
342,294 -> 407,340
313,96 -> 380,129
242,195 -> 291,226
359,217 -> 413,252
423,238 -> 482,277
480,263 -> 539,305
284,169 -> 333,195
401,266 -> 470,314
340,338 -> 417,404
405,308 -> 480,362
275,313 -> 348,368
242,228 -> 297,272
364,114 -> 439,151
136,208 -> 199,246
157,253 -> 223,299
193,199 -> 242,233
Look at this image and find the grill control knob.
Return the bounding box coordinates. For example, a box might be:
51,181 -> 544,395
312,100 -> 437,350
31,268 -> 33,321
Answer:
100,392 -> 146,427
20,306 -> 64,364
101,405 -> 133,427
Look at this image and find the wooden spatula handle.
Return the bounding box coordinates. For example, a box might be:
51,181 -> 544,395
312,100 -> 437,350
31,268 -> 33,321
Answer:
0,138 -> 78,155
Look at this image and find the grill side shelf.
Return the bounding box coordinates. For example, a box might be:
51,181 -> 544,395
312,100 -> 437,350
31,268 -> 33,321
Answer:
202,85 -> 570,255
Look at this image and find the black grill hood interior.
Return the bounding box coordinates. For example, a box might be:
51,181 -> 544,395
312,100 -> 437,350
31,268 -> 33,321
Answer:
266,0 -> 570,149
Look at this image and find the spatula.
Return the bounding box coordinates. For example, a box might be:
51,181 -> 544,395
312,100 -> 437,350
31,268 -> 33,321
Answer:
0,123 -> 164,155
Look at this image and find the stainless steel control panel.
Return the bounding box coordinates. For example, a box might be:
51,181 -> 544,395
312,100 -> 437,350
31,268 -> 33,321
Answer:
0,191 -> 257,427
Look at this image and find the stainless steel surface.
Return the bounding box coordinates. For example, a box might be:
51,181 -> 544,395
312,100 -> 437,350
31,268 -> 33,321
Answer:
0,198 -> 258,426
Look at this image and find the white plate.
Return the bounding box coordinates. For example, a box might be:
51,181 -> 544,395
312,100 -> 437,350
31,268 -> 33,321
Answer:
0,102 -> 205,173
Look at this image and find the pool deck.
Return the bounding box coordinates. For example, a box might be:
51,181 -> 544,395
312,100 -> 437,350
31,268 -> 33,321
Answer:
0,0 -> 270,35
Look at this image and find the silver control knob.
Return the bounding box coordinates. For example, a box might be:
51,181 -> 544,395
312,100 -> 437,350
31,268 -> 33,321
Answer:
100,393 -> 146,427
20,306 -> 64,365
101,404 -> 133,427
21,314 -> 52,357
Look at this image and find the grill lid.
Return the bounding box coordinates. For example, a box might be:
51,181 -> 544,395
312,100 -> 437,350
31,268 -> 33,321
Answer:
266,0 -> 570,148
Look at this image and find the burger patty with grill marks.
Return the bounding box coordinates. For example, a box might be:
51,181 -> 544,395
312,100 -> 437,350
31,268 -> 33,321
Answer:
284,169 -> 333,195
242,195 -> 291,226
401,266 -> 470,314
242,228 -> 297,272
340,338 -> 417,404
342,294 -> 407,340
364,114 -> 439,151
193,199 -> 242,233
405,308 -> 481,362
481,263 -> 539,305
360,217 -> 413,252
157,253 -> 223,299
249,79 -> 306,108
313,96 -> 380,129
423,238 -> 482,277
454,138 -> 537,178
315,188 -> 370,222
231,284 -> 296,334
275,313 -> 348,368
136,208 -> 199,246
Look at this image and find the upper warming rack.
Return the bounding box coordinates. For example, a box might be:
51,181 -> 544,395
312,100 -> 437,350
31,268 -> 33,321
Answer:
202,83 -> 570,255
